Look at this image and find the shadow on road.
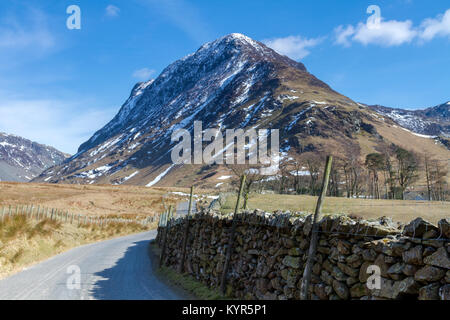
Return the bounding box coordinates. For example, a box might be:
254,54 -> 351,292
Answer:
90,239 -> 163,300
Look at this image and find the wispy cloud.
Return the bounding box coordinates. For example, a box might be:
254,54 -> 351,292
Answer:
420,9 -> 450,41
0,96 -> 118,154
105,5 -> 120,18
334,8 -> 450,47
0,8 -> 55,52
132,68 -> 155,80
334,19 -> 417,47
262,35 -> 324,60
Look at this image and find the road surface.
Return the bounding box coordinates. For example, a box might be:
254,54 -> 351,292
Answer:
0,230 -> 184,300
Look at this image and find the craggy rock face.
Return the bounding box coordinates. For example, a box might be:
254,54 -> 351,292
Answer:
32,33 -> 448,188
0,132 -> 68,182
157,210 -> 449,300
368,102 -> 450,138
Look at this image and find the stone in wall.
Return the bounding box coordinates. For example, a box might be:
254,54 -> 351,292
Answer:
157,209 -> 449,300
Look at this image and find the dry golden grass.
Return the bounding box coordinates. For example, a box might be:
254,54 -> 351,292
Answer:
0,214 -> 151,279
375,122 -> 450,162
0,182 -> 211,218
221,193 -> 449,224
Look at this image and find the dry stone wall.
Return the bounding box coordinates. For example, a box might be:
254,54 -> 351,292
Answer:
156,210 -> 450,300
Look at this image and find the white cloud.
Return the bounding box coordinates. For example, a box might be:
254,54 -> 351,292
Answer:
262,35 -> 323,60
132,68 -> 155,80
0,96 -> 117,154
420,9 -> 450,41
335,9 -> 450,47
0,8 -> 55,51
105,5 -> 120,18
334,25 -> 355,47
335,19 -> 417,47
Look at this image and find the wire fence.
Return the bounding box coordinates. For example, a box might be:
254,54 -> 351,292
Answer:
0,204 -> 159,227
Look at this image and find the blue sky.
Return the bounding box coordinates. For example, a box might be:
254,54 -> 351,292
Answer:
0,0 -> 449,154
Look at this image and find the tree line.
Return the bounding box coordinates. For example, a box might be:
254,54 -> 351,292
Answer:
228,145 -> 449,202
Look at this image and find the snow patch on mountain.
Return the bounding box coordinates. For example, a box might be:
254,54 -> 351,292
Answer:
146,164 -> 175,187
368,103 -> 449,137
0,132 -> 68,182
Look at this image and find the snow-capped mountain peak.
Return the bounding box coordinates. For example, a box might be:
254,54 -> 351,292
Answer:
0,132 -> 69,182
368,102 -> 449,137
33,33 -> 449,187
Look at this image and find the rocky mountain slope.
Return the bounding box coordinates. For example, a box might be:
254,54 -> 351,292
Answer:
33,33 -> 450,187
368,102 -> 450,137
0,133 -> 69,182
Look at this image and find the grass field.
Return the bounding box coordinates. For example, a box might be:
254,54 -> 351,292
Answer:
0,182 -> 211,218
221,193 -> 449,224
1,182 -> 447,224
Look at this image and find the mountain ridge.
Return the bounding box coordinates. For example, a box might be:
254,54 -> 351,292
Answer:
0,132 -> 69,182
32,33 -> 450,187
367,102 -> 450,137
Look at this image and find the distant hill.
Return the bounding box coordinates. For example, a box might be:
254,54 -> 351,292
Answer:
0,132 -> 69,182
368,102 -> 450,137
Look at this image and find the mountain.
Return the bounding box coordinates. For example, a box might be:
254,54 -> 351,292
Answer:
0,132 -> 69,182
368,102 -> 450,137
33,33 -> 450,187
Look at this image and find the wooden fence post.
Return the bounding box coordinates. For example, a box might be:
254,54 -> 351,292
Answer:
220,174 -> 246,294
158,211 -> 166,245
158,212 -> 162,227
178,186 -> 194,273
160,206 -> 173,267
300,155 -> 333,300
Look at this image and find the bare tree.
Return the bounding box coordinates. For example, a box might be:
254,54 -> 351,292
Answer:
365,153 -> 385,199
429,159 -> 448,201
304,153 -> 323,196
341,156 -> 364,198
329,157 -> 342,197
228,164 -> 265,209
395,147 -> 419,200
424,155 -> 433,201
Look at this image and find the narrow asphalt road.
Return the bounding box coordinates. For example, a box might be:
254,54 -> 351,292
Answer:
0,230 -> 184,300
